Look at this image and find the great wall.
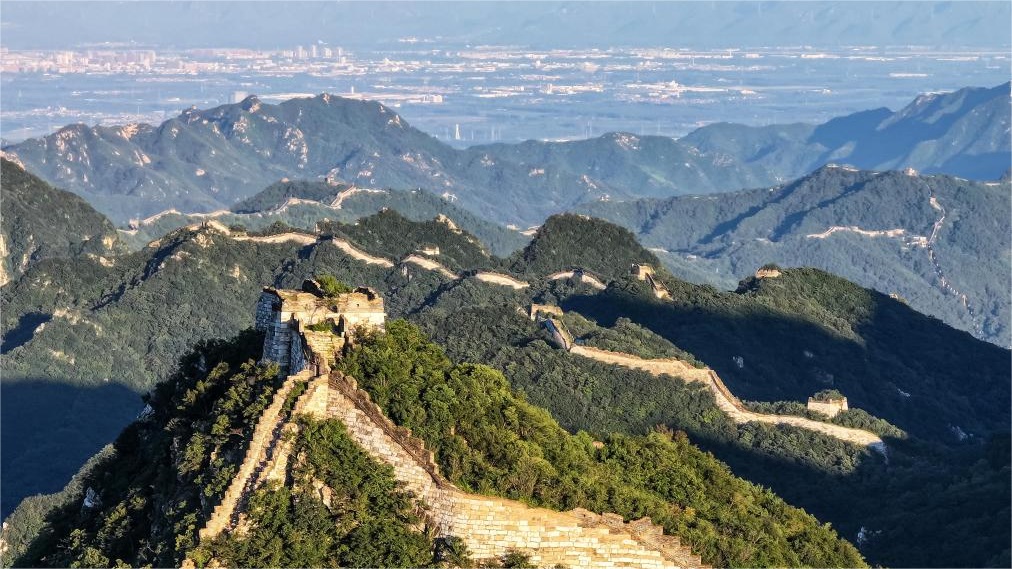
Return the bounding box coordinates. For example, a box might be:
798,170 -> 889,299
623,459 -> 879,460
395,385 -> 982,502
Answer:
534,275 -> 883,450
175,236 -> 889,565
190,282 -> 709,569
564,344 -> 883,449
179,221 -> 885,450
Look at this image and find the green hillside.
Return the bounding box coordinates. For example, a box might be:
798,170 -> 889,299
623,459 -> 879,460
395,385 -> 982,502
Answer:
0,159 -> 122,287
2,209 -> 1008,567
9,321 -> 866,568
578,166 -> 1012,346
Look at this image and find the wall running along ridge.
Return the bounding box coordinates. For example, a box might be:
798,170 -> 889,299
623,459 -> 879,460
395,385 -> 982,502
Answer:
547,269 -> 608,290
309,371 -> 708,568
569,345 -> 884,449
191,287 -> 709,568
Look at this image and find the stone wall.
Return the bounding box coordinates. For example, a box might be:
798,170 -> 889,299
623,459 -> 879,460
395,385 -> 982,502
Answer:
289,331 -> 307,375
646,274 -> 671,299
529,303 -> 564,320
402,254 -> 457,279
631,264 -> 655,281
253,291 -> 277,332
322,371 -> 708,569
330,238 -> 394,267
257,286 -> 384,376
200,286 -> 711,568
473,271 -> 530,289
542,317 -> 575,351
547,269 -> 607,290
570,344 -> 883,448
570,345 -> 711,383
262,375 -> 330,485
261,312 -> 292,374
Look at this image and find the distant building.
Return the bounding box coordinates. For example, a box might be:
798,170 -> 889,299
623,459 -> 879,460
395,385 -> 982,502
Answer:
416,244 -> 440,256
631,264 -> 670,299
630,264 -> 655,281
807,393 -> 848,418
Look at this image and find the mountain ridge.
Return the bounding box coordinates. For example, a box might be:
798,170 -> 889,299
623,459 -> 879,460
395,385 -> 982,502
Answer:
578,164 -> 1012,346
5,83 -> 1007,226
0,159 -> 122,288
2,172 -> 1009,567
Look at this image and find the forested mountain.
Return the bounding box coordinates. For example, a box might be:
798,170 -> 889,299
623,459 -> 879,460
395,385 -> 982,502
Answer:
8,322 -> 866,569
578,165 -> 1012,346
2,210 -> 1008,567
4,83 -> 1006,226
0,159 -> 122,287
0,95 -> 766,225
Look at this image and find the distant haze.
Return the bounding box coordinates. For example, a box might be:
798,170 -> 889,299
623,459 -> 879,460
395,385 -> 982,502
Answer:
2,1 -> 1010,49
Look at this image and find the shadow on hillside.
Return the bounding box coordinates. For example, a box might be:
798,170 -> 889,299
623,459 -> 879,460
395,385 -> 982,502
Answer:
540,290 -> 1011,567
0,313 -> 52,355
681,426 -> 1008,568
563,287 -> 1010,444
1,379 -> 141,518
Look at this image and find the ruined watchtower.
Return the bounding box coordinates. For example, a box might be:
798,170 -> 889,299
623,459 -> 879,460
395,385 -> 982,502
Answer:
630,264 -> 655,281
807,393 -> 849,418
755,265 -> 782,279
255,280 -> 385,376
631,263 -> 670,299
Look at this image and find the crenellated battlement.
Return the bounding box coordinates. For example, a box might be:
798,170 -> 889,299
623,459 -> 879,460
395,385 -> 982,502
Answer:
255,280 -> 385,375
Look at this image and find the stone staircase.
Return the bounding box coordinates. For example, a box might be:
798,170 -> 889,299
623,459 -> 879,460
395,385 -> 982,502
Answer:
197,370 -> 310,540
322,371 -> 709,568
261,374 -> 331,484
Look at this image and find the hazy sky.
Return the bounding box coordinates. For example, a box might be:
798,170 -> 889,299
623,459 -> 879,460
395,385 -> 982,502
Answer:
2,1 -> 1010,50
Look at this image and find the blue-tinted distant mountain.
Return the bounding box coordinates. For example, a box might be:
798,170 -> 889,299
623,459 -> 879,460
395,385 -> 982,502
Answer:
4,84 -> 1008,226
1,94 -> 775,224
577,165 -> 1012,346
683,83 -> 1011,181
2,1 -> 1009,49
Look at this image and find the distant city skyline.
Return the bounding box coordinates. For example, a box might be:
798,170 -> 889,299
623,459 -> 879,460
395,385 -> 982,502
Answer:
2,1 -> 1009,144
2,1 -> 1010,50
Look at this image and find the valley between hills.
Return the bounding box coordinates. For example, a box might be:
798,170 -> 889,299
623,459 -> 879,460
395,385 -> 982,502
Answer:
2,157 -> 1009,567
0,81 -> 1009,569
